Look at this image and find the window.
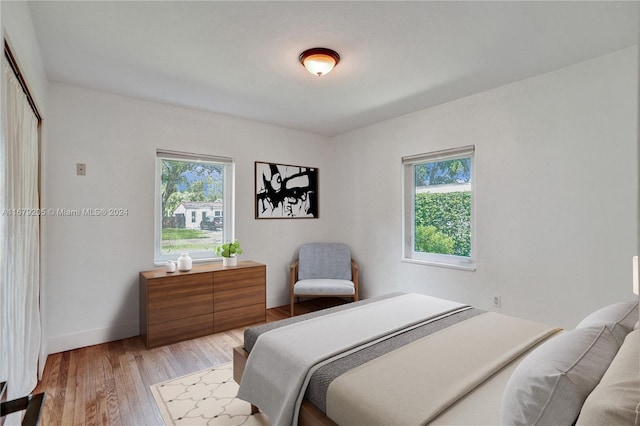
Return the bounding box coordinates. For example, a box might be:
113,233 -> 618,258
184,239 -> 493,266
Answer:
402,145 -> 475,270
155,149 -> 235,264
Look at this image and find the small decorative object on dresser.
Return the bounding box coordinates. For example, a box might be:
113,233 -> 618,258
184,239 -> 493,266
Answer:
177,253 -> 192,271
165,260 -> 176,273
223,257 -> 237,267
215,240 -> 243,267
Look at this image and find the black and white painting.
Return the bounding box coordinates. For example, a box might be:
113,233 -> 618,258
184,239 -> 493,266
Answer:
255,161 -> 318,219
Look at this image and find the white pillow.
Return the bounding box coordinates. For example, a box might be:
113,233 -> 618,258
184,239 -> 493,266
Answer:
576,301 -> 638,345
501,326 -> 620,426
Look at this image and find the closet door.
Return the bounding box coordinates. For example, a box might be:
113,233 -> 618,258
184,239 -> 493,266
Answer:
1,55 -> 42,398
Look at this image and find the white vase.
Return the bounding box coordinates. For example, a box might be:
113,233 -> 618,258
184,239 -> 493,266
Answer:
223,256 -> 237,267
177,253 -> 192,271
166,260 -> 176,273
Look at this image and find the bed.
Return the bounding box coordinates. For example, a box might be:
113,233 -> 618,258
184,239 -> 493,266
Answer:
233,292 -> 639,426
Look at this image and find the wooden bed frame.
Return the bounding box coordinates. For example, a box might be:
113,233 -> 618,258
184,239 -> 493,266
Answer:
233,346 -> 337,426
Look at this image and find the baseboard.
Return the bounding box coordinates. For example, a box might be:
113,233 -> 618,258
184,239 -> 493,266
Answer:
47,321 -> 139,355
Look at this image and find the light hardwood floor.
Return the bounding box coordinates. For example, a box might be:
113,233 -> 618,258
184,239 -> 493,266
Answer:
33,298 -> 347,426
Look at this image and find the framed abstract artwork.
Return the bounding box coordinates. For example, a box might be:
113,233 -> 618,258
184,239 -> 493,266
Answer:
255,161 -> 318,219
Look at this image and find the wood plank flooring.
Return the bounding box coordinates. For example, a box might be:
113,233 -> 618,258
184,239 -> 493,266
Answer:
33,298 -> 347,426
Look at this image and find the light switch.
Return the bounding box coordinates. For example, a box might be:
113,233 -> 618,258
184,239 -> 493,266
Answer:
76,163 -> 86,176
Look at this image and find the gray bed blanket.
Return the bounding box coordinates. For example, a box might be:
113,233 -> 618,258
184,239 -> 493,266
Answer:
244,292 -> 484,414
237,293 -> 469,426
244,292 -> 401,353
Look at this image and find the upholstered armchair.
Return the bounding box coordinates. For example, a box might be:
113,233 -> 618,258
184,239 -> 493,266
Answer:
290,242 -> 359,316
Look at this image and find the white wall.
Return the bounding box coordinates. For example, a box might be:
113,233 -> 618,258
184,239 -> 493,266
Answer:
44,83 -> 332,353
328,48 -> 638,330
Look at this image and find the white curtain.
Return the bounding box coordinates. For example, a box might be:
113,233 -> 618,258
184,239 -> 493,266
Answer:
0,60 -> 42,400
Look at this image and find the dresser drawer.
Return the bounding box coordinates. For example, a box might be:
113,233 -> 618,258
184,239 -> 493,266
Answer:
214,304 -> 265,332
148,273 -> 213,301
148,313 -> 214,348
214,284 -> 265,312
213,267 -> 265,292
149,292 -> 213,324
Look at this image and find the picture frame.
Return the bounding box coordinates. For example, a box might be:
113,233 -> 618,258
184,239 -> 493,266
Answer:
255,161 -> 318,219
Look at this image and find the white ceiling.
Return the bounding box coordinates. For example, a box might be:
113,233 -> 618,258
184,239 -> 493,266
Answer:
27,1 -> 639,137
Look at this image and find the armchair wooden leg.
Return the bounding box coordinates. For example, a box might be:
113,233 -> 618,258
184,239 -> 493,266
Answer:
290,291 -> 294,317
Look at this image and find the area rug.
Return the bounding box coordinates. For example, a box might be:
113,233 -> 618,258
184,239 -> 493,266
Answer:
150,362 -> 270,425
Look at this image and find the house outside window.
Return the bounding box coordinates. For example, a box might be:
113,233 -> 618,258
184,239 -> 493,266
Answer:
155,149 -> 235,264
402,145 -> 475,270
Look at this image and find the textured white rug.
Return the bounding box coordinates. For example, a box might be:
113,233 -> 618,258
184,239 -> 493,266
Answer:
150,362 -> 270,425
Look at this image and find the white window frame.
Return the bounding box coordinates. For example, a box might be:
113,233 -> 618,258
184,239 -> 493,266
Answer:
154,149 -> 235,265
402,145 -> 476,271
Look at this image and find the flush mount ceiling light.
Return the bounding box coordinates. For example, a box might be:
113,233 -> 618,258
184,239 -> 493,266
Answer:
299,48 -> 340,77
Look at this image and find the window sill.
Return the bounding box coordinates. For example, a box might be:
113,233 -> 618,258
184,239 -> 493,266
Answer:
154,257 -> 221,267
401,257 -> 476,272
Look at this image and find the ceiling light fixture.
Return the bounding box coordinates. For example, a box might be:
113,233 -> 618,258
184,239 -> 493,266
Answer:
299,48 -> 340,77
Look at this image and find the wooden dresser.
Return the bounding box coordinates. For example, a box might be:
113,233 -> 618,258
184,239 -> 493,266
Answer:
139,261 -> 266,348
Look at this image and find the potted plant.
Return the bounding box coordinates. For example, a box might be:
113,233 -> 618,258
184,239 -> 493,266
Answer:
215,240 -> 243,267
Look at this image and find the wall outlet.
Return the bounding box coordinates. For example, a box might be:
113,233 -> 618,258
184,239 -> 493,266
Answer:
493,295 -> 502,308
76,163 -> 86,176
